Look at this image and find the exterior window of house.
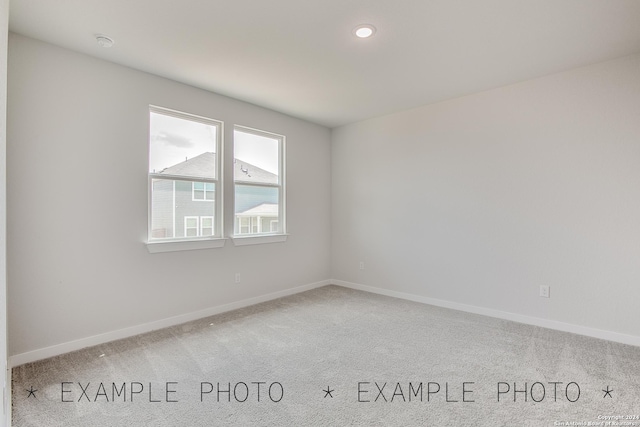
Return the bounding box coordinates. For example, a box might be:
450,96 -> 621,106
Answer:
148,106 -> 222,242
193,182 -> 214,201
200,216 -> 214,236
238,217 -> 251,234
182,216 -> 214,238
233,126 -> 285,237
184,216 -> 199,237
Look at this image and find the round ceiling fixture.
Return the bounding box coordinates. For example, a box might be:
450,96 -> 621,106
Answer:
95,34 -> 115,48
353,24 -> 376,39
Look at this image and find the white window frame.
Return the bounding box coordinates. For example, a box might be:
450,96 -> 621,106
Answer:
232,125 -> 287,246
146,106 -> 225,253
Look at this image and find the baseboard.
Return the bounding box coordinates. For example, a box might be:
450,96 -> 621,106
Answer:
333,280 -> 640,347
4,366 -> 9,427
8,280 -> 331,368
11,278 -> 639,369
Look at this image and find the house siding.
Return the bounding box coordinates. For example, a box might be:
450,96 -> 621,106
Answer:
150,179 -> 173,238
174,180 -> 215,237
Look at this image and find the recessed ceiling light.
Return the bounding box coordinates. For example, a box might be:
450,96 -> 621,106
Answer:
353,24 -> 376,39
95,34 -> 114,48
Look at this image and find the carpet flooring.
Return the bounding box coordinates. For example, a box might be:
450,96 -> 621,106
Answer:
11,285 -> 640,426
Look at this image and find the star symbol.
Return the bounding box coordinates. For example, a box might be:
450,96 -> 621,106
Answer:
26,386 -> 37,399
602,386 -> 613,398
323,386 -> 334,398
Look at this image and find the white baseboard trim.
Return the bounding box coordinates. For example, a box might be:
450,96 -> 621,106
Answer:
4,366 -> 9,427
11,278 -> 639,369
9,280 -> 331,368
333,280 -> 640,347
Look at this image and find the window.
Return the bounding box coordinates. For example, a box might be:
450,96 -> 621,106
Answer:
147,108 -> 287,251
184,216 -> 199,237
192,182 -> 214,201
200,216 -> 214,236
238,217 -> 251,235
233,126 -> 285,237
182,216 -> 214,237
148,107 -> 222,243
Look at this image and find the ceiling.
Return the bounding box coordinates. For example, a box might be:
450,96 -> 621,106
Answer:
9,0 -> 640,128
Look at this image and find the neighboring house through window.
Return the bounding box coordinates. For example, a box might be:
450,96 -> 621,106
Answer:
148,107 -> 286,249
184,216 -> 199,237
192,182 -> 214,201
148,107 -> 222,241
200,216 -> 214,236
183,216 -> 213,237
233,126 -> 285,236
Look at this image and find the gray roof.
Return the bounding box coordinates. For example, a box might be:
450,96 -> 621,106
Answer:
160,152 -> 216,179
159,152 -> 278,185
234,159 -> 278,185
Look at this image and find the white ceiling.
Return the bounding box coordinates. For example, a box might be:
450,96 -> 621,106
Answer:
9,0 -> 640,128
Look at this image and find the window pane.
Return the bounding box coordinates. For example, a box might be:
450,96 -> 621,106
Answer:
149,108 -> 221,242
234,130 -> 279,184
201,216 -> 214,236
192,181 -> 214,201
185,216 -> 198,237
239,217 -> 250,234
151,179 -> 215,239
150,178 -> 174,238
233,126 -> 284,237
150,111 -> 218,180
235,185 -> 279,215
235,184 -> 279,235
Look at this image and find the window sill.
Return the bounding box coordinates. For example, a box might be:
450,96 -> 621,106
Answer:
146,238 -> 227,253
231,234 -> 289,246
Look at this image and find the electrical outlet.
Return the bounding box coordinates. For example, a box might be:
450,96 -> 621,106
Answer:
235,273 -> 241,284
359,261 -> 365,270
539,285 -> 550,298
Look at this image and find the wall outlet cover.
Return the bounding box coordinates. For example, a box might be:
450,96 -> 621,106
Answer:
539,285 -> 550,298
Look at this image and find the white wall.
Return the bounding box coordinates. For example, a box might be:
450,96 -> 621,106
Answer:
7,33 -> 331,358
332,53 -> 640,339
0,0 -> 8,422
7,30 -> 640,362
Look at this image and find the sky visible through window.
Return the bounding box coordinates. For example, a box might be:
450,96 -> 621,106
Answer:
149,111 -> 217,174
234,129 -> 279,176
149,111 -> 279,176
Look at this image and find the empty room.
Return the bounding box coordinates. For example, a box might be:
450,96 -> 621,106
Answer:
2,0 -> 640,426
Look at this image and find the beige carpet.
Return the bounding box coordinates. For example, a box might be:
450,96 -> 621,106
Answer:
11,285 -> 640,426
